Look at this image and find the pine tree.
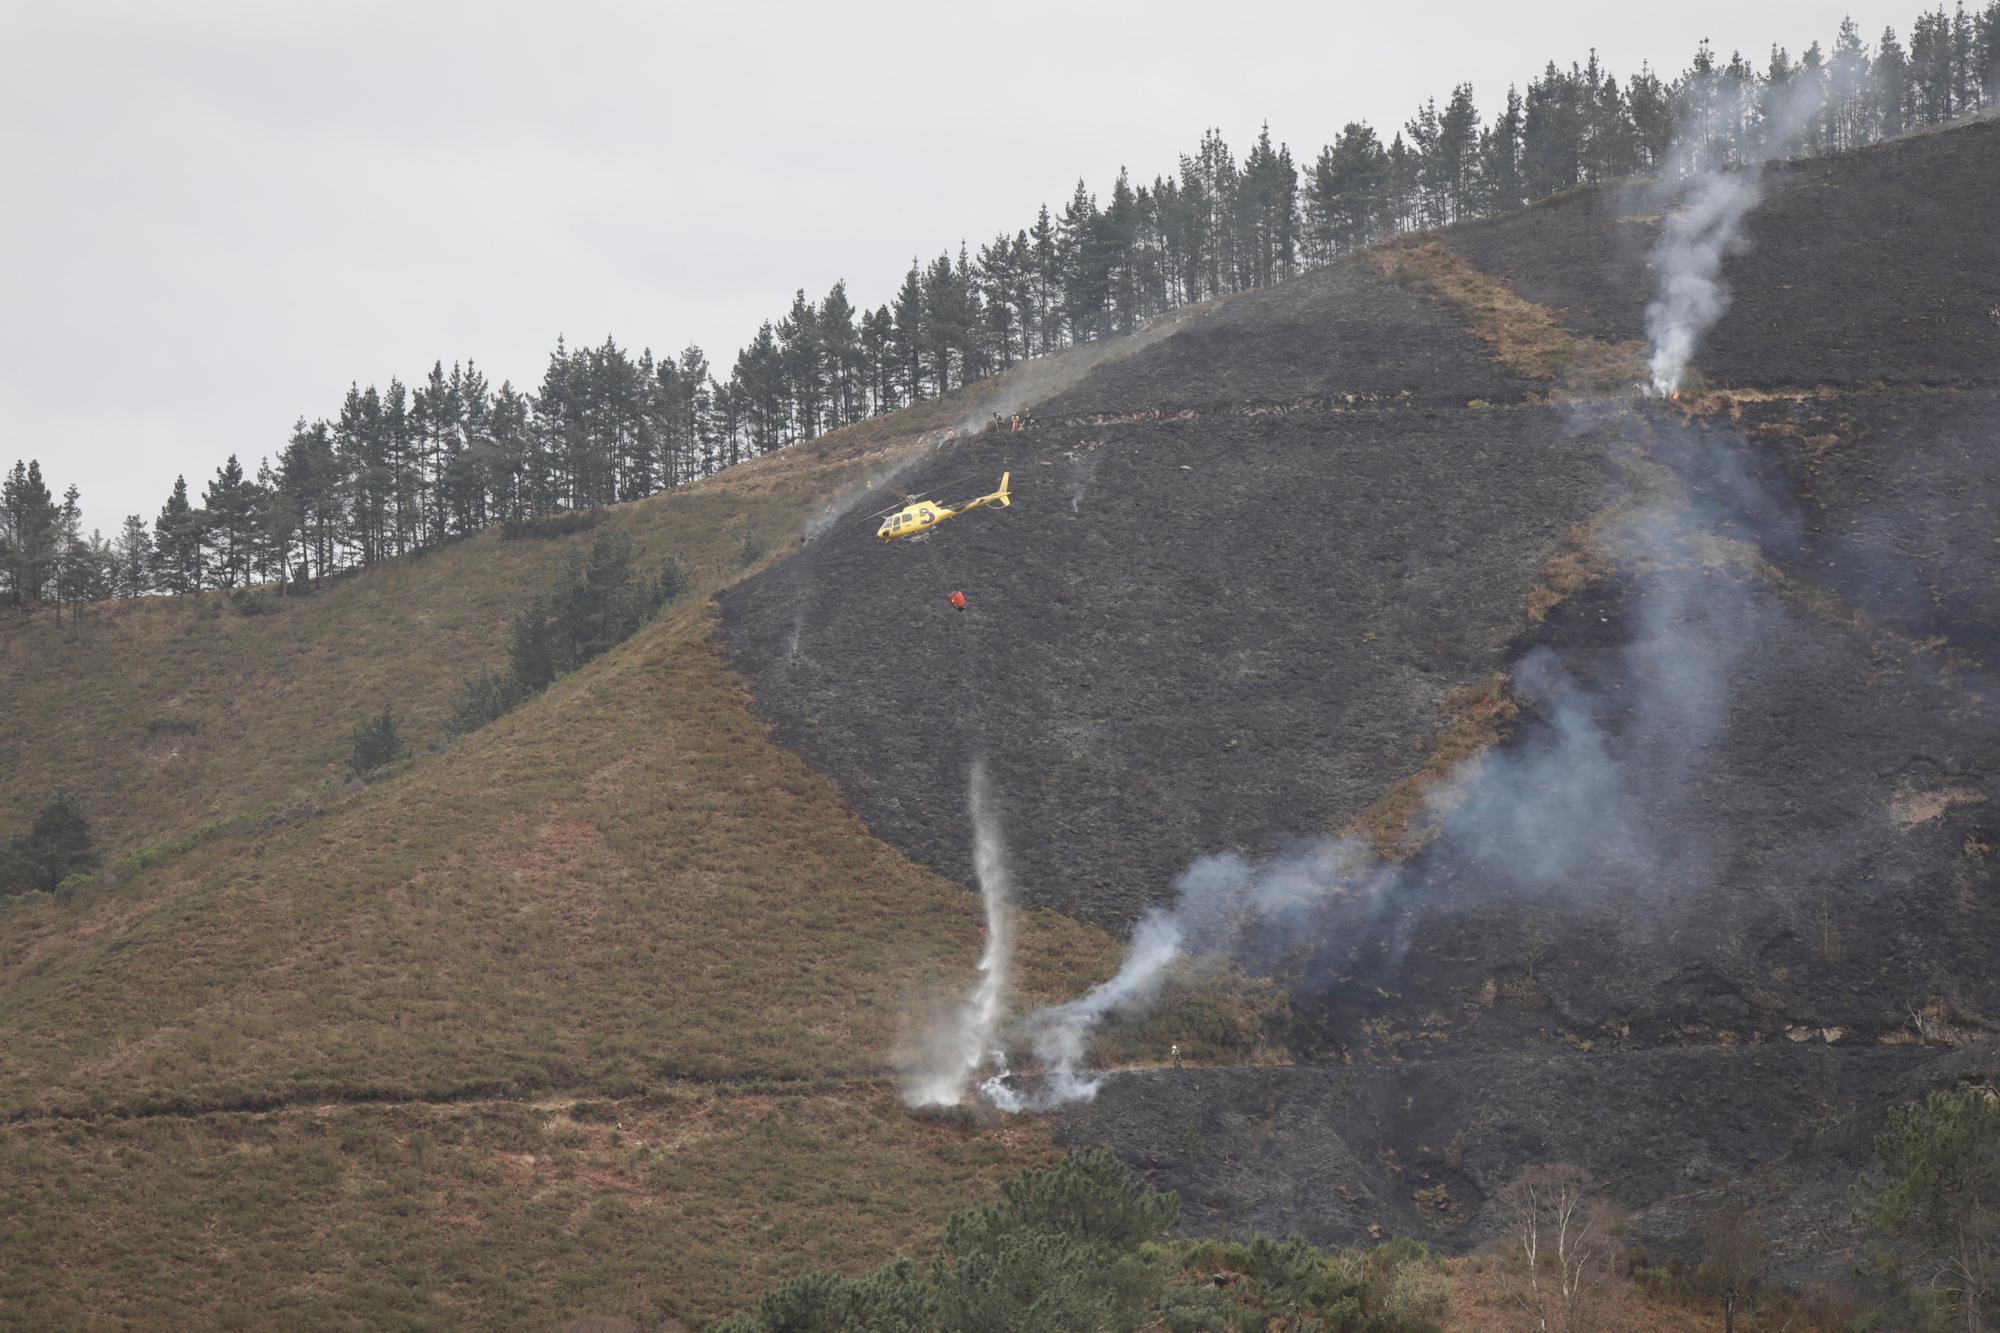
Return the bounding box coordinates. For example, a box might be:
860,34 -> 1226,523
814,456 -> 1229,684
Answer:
113,515 -> 152,598
1434,86 -> 1483,221
1028,205 -> 1062,350
1627,63 -> 1674,168
1235,128 -> 1299,284
1192,129 -> 1238,295
1877,26 -> 1914,136
451,359 -> 496,524
52,486 -> 102,628
1583,60 -> 1637,181
1383,131 -> 1418,232
334,383 -> 384,563
953,244 -> 986,379
250,458 -> 295,587
1103,168 -> 1142,332
348,703 -> 410,777
1953,0 -> 1980,112
921,252 -> 963,389
1720,49 -> 1760,161
1828,18 -> 1875,152
1480,90 -> 1527,213
414,361 -> 458,537
488,382 -> 531,518
891,262 -> 926,401
153,475 -> 206,594
975,235 -> 1022,368
2,460 -> 60,605
201,454 -> 255,587
1979,1 -> 2000,106
1404,96 -> 1444,225
778,291 -> 824,440
1315,122 -> 1389,253
677,345 -> 715,480
1522,62 -> 1584,195
278,419 -> 339,586
1913,7 -> 1957,124
1058,180 -> 1106,341
859,306 -> 896,415
1797,41 -> 1830,156
383,377 -> 416,554
819,282 -> 861,427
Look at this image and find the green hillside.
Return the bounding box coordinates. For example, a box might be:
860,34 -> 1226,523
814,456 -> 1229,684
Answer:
0,333 -> 1214,1327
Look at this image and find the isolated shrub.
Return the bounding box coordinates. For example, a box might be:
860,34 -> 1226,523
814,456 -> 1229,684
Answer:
348,703 -> 409,777
934,1209 -> 1115,1332
718,1148 -> 1462,1332
999,1146 -> 1181,1256
500,510 -> 600,540
449,532 -> 686,737
1241,1234 -> 1326,1316
0,792 -> 97,895
447,666 -> 519,737
1381,1260 -> 1453,1329
655,555 -> 690,604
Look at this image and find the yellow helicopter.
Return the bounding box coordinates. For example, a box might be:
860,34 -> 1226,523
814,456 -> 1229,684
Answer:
873,472 -> 1011,542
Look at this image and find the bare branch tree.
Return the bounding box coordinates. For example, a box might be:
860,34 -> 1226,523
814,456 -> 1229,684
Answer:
1498,1164 -> 1623,1332
1698,1206 -> 1771,1333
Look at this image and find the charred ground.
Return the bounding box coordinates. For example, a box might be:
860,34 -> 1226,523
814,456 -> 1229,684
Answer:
1446,115 -> 2000,390
721,116 -> 2000,1276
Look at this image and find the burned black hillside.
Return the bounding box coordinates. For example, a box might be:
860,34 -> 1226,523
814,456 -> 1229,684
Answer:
718,118 -> 2000,1274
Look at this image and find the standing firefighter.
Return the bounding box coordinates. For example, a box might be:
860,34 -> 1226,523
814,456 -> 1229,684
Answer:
1171,1043 -> 1182,1069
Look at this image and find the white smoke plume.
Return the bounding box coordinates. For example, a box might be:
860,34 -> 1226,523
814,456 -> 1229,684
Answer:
901,760 -> 1015,1108
959,432 -> 1782,1113
801,451 -> 930,545
990,912 -> 1184,1110
1645,170 -> 1762,396
1644,76 -> 1829,397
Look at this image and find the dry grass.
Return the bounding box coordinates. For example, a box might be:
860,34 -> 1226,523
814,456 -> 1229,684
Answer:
1367,238 -> 1645,391
1447,1254 -> 1730,1332
0,589 -> 1132,1319
0,603 -> 1124,1117
1352,674 -> 1520,860
0,325 -> 1191,864
1525,522 -> 1615,625
0,333 -> 1241,1325
0,1086 -> 1060,1329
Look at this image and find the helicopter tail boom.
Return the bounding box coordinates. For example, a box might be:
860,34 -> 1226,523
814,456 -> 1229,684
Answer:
956,471 -> 1011,514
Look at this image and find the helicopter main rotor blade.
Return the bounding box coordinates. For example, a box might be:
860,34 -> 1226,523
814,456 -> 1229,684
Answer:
864,474 -> 973,519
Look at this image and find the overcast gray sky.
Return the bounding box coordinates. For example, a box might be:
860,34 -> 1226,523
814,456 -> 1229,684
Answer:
4,0 -> 1912,534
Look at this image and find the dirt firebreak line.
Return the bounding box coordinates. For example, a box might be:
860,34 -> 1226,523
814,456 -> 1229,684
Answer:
2,1070 -> 894,1128
1023,378 -> 1969,437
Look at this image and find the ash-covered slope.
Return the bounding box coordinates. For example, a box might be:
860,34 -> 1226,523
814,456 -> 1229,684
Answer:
721,269 -> 1609,926
1448,116 -> 2000,388
719,118 -> 2000,1273
1035,261 -> 1528,415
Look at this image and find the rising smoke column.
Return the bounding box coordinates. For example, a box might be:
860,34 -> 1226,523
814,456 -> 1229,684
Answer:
902,760 -> 1015,1107
972,448 -> 1782,1114
1002,911 -> 1184,1109
1643,77 -> 1828,397
1645,170 -> 1762,397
